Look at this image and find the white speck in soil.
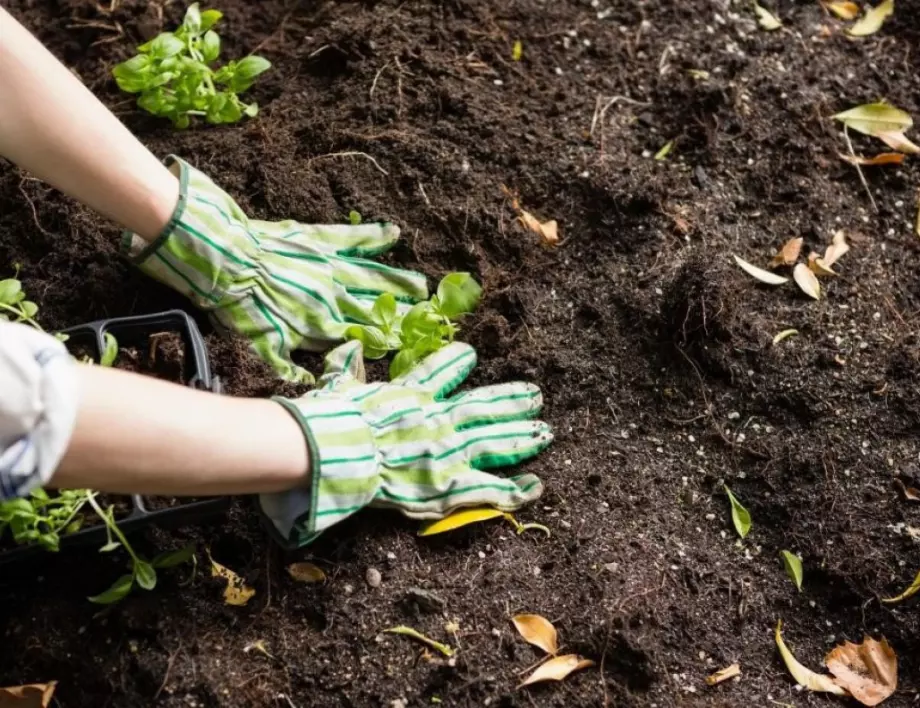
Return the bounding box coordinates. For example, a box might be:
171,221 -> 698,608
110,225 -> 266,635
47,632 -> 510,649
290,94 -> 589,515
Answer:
366,567 -> 382,588
386,551 -> 396,561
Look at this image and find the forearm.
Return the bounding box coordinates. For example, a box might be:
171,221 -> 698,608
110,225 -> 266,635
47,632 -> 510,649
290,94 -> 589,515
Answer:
0,7 -> 177,241
51,365 -> 309,495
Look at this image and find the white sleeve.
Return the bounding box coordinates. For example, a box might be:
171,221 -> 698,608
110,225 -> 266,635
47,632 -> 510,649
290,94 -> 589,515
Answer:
0,321 -> 78,499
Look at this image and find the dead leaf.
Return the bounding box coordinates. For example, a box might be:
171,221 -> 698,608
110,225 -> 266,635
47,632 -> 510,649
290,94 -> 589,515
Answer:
773,329 -> 799,345
383,626 -> 455,657
808,252 -> 837,276
894,479 -> 920,502
502,185 -> 559,247
243,640 -> 274,659
286,562 -> 326,583
771,237 -> 803,267
793,263 -> 821,299
0,683 -> 57,708
518,654 -> 595,688
418,507 -> 506,535
882,569 -> 920,603
733,255 -> 789,285
706,663 -> 741,686
824,230 -> 851,266
838,152 -> 906,166
877,131 -> 920,155
753,2 -> 783,30
823,0 -> 861,19
834,103 -> 912,139
848,0 -> 894,37
825,637 -> 897,706
775,620 -> 848,695
207,550 -> 255,606
511,614 -> 559,655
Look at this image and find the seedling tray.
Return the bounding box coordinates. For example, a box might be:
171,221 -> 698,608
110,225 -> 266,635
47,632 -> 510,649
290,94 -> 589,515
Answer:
0,310 -> 229,565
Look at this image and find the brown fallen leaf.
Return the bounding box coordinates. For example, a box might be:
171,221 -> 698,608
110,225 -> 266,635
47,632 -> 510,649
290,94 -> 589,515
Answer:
771,237 -> 803,267
511,614 -> 559,655
825,637 -> 897,706
706,663 -> 741,686
207,550 -> 256,606
838,152 -> 906,166
501,185 -> 559,247
0,683 -> 57,708
286,562 -> 326,583
824,230 -> 851,266
808,252 -> 837,276
518,654 -> 595,688
877,131 -> 920,155
793,263 -> 821,299
823,0 -> 860,19
894,479 -> 920,502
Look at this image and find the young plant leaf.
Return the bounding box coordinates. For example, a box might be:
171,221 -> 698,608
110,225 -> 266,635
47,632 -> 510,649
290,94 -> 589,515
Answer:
753,2 -> 783,30
418,507 -> 506,536
151,544 -> 196,568
881,569 -> 920,603
823,0 -> 860,19
100,332 -> 119,367
372,293 -> 398,329
706,663 -> 741,685
0,279 -> 23,305
733,255 -> 788,285
793,263 -> 821,300
348,210 -> 363,225
825,637 -> 897,706
723,485 -> 751,539
848,0 -> 894,37
770,237 -> 803,267
775,620 -> 848,695
383,626 -> 454,657
208,551 -> 255,606
518,655 -> 595,688
135,560 -> 158,590
390,348 -> 421,380
436,273 -> 482,319
511,614 -> 559,655
654,140 -> 674,161
286,562 -> 326,583
88,573 -> 134,604
780,550 -> 804,591
344,325 -> 389,359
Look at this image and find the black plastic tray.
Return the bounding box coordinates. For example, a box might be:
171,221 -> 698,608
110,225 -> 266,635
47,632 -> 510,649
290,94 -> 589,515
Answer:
0,310 -> 229,564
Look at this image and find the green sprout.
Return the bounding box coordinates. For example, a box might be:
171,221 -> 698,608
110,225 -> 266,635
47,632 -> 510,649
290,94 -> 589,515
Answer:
112,3 -> 271,128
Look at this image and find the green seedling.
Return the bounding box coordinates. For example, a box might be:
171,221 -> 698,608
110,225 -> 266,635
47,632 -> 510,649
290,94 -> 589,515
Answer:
112,3 -> 271,128
348,210 -> 363,226
0,267 -> 42,330
343,273 -> 482,378
0,489 -> 91,552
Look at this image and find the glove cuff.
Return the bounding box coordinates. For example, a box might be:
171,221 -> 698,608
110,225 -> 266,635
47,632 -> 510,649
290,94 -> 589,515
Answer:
259,395 -> 378,547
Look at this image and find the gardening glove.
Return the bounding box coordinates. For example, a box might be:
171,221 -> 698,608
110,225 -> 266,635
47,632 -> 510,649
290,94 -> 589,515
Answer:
122,156 -> 428,382
259,340 -> 553,547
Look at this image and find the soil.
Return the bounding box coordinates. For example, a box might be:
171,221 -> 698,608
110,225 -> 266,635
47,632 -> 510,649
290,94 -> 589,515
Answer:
1,0 -> 919,706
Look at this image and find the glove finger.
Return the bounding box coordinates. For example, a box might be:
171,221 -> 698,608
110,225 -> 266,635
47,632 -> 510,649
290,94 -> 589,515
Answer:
461,419 -> 553,470
333,256 -> 429,303
251,220 -> 402,258
320,340 -> 366,385
437,382 -> 543,429
370,469 -> 543,518
391,342 -> 476,399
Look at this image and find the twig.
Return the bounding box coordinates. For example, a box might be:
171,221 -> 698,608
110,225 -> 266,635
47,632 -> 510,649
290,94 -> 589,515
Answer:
394,56 -> 405,118
277,694 -> 299,708
418,182 -> 432,207
18,179 -> 52,238
154,642 -> 183,699
307,152 -> 389,176
369,60 -> 392,101
599,629 -> 611,707
844,125 -> 878,213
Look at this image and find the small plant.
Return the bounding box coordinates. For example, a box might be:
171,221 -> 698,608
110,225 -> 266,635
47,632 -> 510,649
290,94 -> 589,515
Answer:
0,268 -> 41,329
0,489 -> 91,551
343,273 -> 482,379
112,3 -> 271,128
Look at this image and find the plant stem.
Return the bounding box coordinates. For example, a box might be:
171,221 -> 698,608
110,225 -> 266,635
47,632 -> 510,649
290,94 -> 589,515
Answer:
87,494 -> 139,564
0,302 -> 44,331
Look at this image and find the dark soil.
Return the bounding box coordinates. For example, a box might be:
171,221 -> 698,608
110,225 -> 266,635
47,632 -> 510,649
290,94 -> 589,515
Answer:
1,0 -> 920,706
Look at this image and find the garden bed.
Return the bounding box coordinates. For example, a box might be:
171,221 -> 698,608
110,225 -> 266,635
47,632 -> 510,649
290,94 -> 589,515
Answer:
1,0 -> 920,706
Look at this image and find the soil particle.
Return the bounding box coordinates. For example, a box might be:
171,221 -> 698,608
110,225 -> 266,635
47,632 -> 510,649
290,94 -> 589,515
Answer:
366,567 -> 382,588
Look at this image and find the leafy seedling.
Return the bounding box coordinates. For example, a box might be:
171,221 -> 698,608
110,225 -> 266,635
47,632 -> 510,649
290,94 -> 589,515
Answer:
348,210 -> 363,226
723,485 -> 751,538
0,488 -> 92,552
780,550 -> 803,591
112,3 -> 271,128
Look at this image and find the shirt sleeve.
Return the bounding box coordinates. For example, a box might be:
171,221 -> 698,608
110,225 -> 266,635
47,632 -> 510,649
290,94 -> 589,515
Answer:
0,321 -> 78,499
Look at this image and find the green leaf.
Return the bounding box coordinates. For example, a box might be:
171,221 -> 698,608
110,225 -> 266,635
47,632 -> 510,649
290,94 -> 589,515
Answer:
152,544 -> 196,569
148,32 -> 185,59
654,140 -> 674,161
98,540 -> 122,553
88,574 -> 134,604
0,279 -> 23,305
113,54 -> 151,78
19,301 -> 38,319
372,293 -> 397,329
723,485 -> 751,539
349,210 -> 363,225
345,325 -> 390,359
780,550 -> 803,592
200,9 -> 223,31
100,333 -> 119,367
834,102 -> 912,138
436,273 -> 482,319
242,102 -> 259,118
135,560 -> 158,590
229,55 -> 271,91
201,30 -> 221,62
389,348 -> 420,379
400,301 -> 440,344
183,3 -> 203,34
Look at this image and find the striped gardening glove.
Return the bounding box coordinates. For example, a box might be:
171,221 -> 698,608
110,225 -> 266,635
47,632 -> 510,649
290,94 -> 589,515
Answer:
258,341 -> 553,547
122,156 -> 428,382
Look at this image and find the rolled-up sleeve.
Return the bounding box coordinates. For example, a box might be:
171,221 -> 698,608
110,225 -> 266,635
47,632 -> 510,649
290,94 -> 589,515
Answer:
0,321 -> 78,499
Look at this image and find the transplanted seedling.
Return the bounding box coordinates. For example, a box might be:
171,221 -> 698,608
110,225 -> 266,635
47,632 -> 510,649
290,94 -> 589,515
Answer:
112,3 -> 271,128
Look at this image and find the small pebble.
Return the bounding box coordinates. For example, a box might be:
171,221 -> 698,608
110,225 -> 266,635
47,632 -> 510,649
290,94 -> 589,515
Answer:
386,551 -> 396,561
366,567 -> 382,588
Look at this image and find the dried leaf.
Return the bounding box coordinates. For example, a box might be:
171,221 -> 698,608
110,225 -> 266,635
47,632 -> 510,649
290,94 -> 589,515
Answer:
780,550 -> 804,592
754,2 -> 783,30
877,131 -> 920,155
834,103 -> 912,139
808,252 -> 837,276
518,654 -> 595,688
775,620 -> 848,695
243,640 -> 274,659
881,569 -> 920,603
384,626 -> 455,657
0,683 -> 57,708
824,230 -> 851,266
511,614 -> 559,655
654,140 -> 674,161
733,255 -> 789,285
771,237 -> 803,267
773,329 -> 799,344
286,562 -> 326,583
894,478 -> 920,502
825,637 -> 897,706
208,550 -> 255,606
838,152 -> 905,166
502,185 -> 560,247
512,40 -> 523,61
823,0 -> 861,19
848,0 -> 894,36
706,663 -> 741,686
724,485 -> 752,539
418,507 -> 506,536
793,263 -> 821,299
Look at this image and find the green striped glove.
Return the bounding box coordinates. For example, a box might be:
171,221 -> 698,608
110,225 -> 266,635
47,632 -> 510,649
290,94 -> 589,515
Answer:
122,156 -> 428,382
259,341 -> 552,547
